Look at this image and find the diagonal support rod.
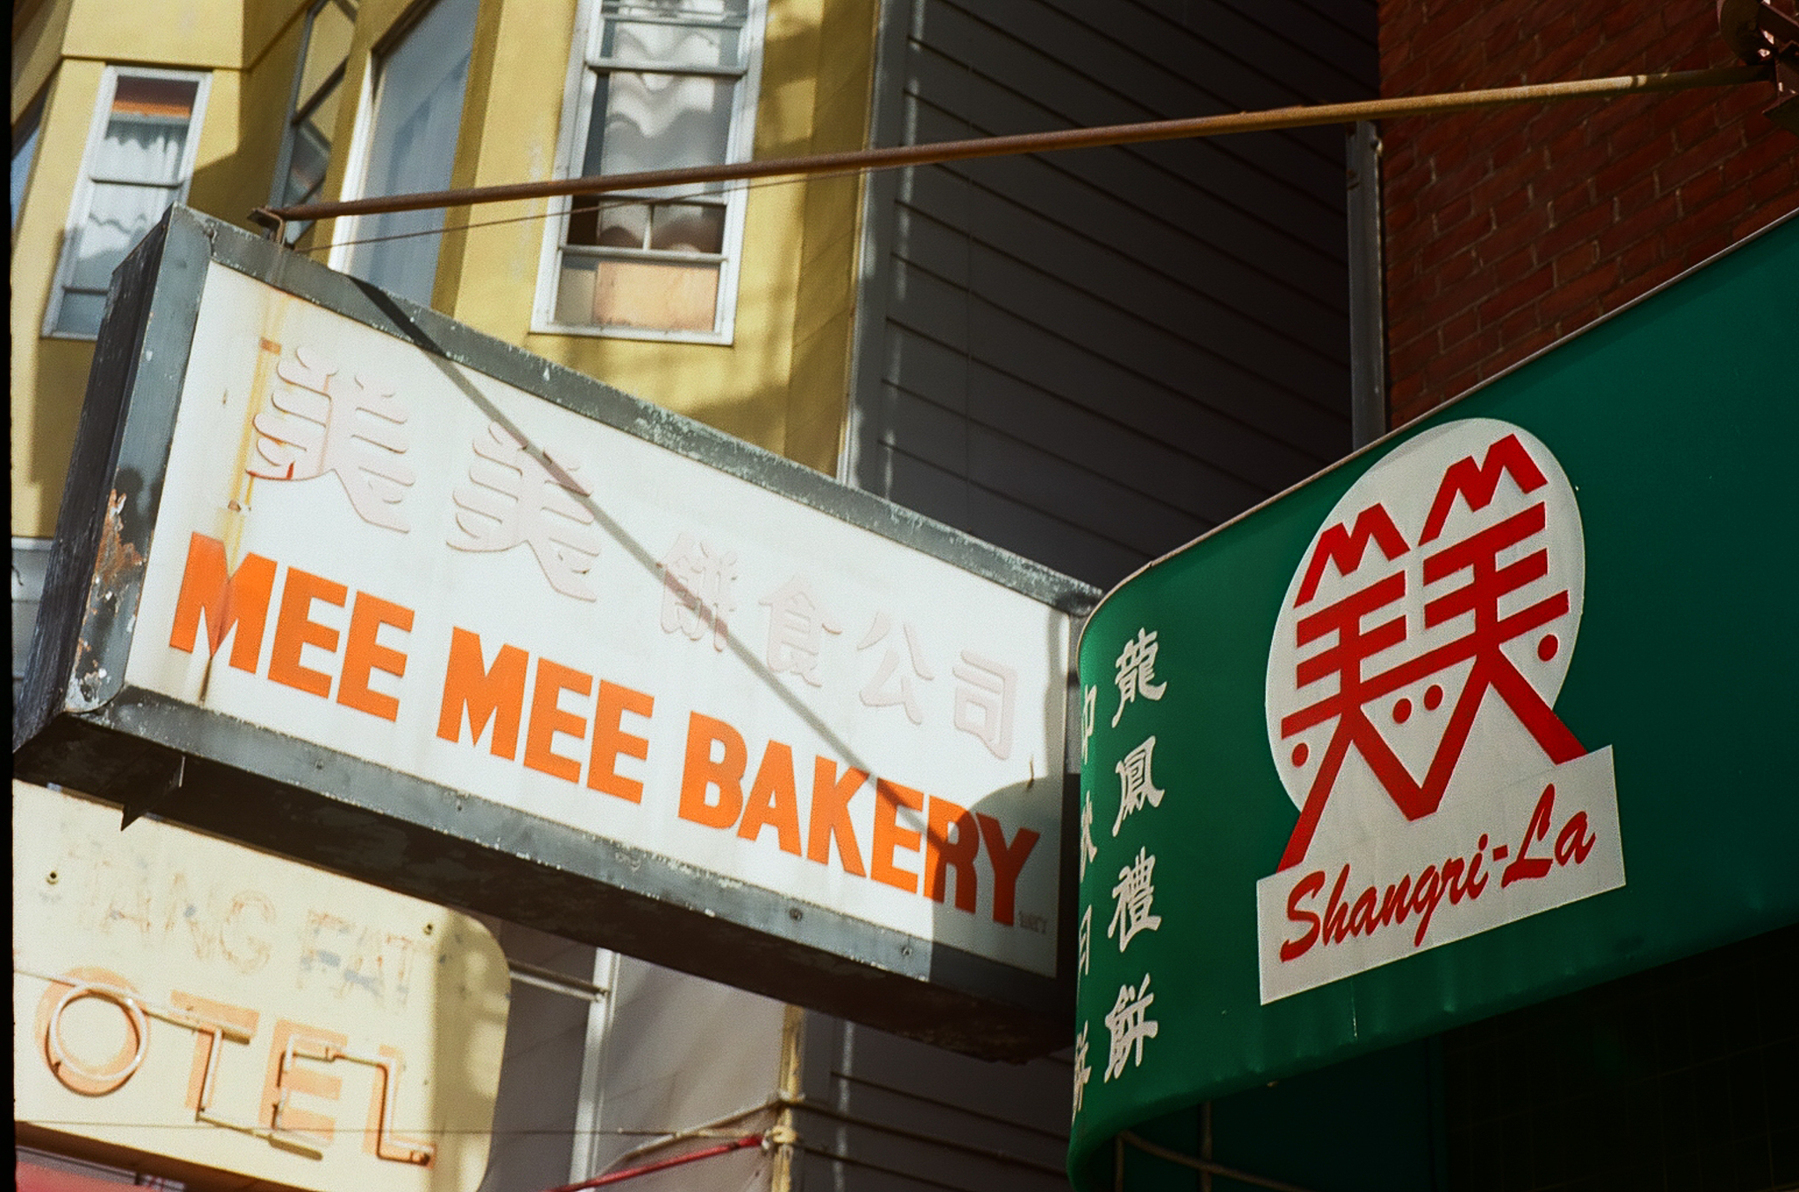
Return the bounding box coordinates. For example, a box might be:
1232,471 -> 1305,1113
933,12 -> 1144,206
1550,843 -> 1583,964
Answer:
251,64 -> 1768,234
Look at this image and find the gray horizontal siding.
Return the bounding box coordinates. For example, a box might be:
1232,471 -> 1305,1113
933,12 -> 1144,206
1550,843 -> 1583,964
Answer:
798,1015 -> 1074,1192
850,0 -> 1377,588
902,0 -> 1349,209
898,46 -> 1347,267
887,199 -> 1348,436
878,325 -> 1289,513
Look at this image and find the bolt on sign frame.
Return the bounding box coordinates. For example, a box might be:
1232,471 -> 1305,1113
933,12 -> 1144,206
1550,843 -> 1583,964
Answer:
1068,214 -> 1798,1186
13,207 -> 1098,1061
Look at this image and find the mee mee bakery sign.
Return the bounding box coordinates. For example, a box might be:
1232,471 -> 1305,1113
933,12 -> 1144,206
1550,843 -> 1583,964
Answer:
1068,215 -> 1798,1184
14,208 -> 1095,1059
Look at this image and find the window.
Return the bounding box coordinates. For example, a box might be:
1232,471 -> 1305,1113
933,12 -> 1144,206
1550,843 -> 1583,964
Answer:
12,86 -> 47,235
271,0 -> 358,245
538,0 -> 765,341
45,68 -> 209,338
335,0 -> 477,306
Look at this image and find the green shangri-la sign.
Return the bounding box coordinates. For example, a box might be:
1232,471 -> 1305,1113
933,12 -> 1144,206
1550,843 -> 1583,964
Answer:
1067,216 -> 1799,1189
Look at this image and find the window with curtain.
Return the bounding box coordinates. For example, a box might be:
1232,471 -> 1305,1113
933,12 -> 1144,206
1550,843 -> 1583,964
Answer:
46,69 -> 208,337
341,0 -> 478,307
540,0 -> 763,339
271,0 -> 359,245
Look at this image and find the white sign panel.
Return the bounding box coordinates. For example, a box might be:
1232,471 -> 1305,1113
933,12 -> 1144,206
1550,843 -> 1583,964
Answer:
13,782 -> 509,1192
121,263 -> 1069,977
1257,420 -> 1625,1002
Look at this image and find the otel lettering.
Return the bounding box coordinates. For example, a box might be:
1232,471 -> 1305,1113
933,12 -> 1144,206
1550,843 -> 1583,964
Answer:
33,969 -> 433,1166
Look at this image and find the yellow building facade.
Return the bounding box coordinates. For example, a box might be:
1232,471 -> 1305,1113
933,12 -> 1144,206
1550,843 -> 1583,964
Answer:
13,0 -> 876,541
8,9 -> 893,1186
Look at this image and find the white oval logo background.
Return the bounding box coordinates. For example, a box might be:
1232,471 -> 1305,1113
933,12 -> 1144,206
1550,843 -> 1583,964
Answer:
1264,419 -> 1587,857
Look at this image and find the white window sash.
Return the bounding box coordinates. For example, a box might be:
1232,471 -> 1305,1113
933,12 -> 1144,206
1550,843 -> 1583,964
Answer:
43,66 -> 211,340
588,59 -> 745,78
562,244 -> 729,264
531,0 -> 766,345
325,50 -> 380,276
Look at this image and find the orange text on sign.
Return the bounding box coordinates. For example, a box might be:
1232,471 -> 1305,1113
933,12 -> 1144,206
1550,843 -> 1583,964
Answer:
169,532 -> 414,721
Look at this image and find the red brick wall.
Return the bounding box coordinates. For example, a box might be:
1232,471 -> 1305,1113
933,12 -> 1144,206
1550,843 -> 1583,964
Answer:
1379,0 -> 1799,426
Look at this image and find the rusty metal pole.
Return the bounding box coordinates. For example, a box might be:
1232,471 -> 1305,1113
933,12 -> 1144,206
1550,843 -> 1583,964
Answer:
250,65 -> 1767,236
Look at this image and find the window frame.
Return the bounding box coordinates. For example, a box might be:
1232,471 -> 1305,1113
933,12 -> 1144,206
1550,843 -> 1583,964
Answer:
531,0 -> 768,345
269,0 -> 357,246
325,24 -> 382,275
326,0 -> 477,302
43,64 -> 212,340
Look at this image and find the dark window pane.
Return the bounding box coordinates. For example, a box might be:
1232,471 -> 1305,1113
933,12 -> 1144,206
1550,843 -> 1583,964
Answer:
283,121 -> 331,206
12,90 -> 45,230
111,76 -> 198,121
567,198 -> 649,248
579,75 -> 610,176
650,202 -> 723,252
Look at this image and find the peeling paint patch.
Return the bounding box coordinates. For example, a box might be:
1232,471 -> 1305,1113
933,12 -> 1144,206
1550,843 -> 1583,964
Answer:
69,490 -> 147,712
92,489 -> 146,605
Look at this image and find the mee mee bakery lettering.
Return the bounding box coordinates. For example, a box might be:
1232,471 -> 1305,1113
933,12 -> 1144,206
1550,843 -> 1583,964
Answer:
161,531 -> 1044,930
123,263 -> 1067,974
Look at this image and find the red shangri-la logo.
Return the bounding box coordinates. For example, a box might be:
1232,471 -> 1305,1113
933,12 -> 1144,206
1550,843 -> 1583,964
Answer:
1256,418 -> 1624,1004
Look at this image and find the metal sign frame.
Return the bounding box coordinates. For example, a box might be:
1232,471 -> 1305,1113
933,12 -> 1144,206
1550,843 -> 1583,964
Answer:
13,207 -> 1098,1059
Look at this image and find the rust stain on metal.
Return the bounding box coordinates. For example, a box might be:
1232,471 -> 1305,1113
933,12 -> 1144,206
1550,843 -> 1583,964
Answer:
194,329 -> 291,704
91,490 -> 145,608
229,332 -> 285,528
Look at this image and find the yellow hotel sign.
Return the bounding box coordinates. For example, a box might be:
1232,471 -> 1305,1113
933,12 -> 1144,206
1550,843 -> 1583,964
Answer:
12,782 -> 510,1192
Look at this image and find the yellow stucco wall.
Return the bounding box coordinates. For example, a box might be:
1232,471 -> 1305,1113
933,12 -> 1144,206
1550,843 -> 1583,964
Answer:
62,0 -> 244,69
439,0 -> 878,474
783,0 -> 877,474
12,0 -> 877,536
10,1 -> 311,537
12,57 -> 106,539
12,0 -> 76,122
